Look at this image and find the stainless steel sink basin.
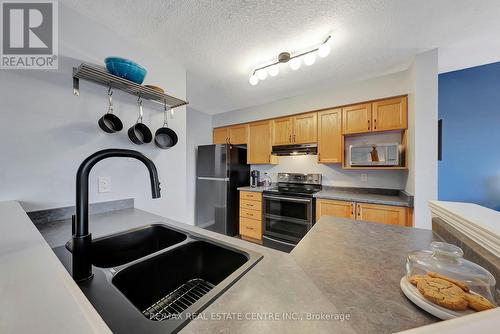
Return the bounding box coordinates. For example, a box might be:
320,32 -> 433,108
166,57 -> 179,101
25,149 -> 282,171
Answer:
55,223 -> 262,334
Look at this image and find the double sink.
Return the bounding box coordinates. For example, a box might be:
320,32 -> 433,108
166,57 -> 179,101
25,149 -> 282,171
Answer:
55,223 -> 263,333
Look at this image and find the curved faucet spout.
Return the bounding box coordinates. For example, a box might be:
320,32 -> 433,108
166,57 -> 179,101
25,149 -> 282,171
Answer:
72,148 -> 161,281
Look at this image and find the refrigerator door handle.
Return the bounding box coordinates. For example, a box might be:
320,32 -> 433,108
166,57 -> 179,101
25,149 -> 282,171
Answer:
197,176 -> 230,181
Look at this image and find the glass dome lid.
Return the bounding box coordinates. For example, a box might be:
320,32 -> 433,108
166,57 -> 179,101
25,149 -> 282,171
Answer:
406,242 -> 497,303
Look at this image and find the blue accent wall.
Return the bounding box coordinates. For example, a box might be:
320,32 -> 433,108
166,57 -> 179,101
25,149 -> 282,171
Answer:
438,62 -> 500,211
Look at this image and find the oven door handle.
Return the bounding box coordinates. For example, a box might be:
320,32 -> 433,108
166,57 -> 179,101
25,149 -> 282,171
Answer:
263,195 -> 312,203
263,235 -> 298,247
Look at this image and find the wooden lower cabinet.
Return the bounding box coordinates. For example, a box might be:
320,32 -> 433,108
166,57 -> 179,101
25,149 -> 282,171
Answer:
356,203 -> 409,226
239,191 -> 262,243
316,199 -> 354,221
316,199 -> 411,227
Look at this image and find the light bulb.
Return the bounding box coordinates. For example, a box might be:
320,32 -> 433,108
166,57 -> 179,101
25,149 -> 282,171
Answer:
268,64 -> 279,77
304,53 -> 316,66
249,75 -> 259,85
289,57 -> 301,70
257,69 -> 267,80
318,43 -> 331,58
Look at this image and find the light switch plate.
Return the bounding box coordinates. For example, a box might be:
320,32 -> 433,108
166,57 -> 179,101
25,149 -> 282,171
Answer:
361,174 -> 368,182
98,176 -> 111,193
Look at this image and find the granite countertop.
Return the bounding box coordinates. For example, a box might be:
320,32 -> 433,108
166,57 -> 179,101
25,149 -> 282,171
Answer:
0,201 -> 111,334
314,187 -> 413,207
36,207 -> 437,333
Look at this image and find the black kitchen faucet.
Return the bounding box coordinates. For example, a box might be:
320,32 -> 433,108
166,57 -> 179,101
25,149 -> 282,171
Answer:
71,149 -> 161,281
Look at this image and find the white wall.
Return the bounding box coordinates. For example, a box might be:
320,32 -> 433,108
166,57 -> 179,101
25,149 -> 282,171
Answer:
408,50 -> 439,228
0,5 -> 189,222
186,107 -> 213,224
213,69 -> 411,190
254,155 -> 406,189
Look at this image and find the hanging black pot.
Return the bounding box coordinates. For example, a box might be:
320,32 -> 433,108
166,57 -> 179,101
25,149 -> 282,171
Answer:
98,87 -> 123,133
154,104 -> 178,149
128,98 -> 152,145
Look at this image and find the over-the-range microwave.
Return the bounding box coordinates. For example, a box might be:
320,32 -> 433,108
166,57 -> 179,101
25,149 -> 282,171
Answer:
349,143 -> 400,166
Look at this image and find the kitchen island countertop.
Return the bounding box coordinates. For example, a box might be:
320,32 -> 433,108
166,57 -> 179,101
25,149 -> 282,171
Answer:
36,206 -> 436,333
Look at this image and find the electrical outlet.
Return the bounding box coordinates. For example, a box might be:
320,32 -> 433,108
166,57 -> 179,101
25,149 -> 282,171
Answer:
361,174 -> 368,182
98,176 -> 111,193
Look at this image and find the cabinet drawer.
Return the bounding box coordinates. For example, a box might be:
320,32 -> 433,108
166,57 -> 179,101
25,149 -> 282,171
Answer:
239,217 -> 262,240
240,191 -> 262,202
240,208 -> 261,220
240,199 -> 262,212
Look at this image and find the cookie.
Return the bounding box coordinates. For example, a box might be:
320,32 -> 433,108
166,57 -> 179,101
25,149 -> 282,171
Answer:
465,293 -> 496,312
427,272 -> 469,292
417,277 -> 468,311
409,274 -> 428,286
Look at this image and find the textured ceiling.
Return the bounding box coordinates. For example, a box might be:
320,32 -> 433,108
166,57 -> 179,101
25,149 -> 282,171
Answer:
61,0 -> 500,114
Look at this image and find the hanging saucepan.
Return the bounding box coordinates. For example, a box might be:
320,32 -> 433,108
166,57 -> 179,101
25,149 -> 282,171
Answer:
128,97 -> 152,144
98,87 -> 123,133
154,103 -> 178,149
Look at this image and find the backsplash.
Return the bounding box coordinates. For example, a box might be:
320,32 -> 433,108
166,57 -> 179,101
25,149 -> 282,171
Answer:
252,155 -> 407,189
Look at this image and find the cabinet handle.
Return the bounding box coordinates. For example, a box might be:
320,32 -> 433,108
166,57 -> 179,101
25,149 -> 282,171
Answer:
293,134 -> 296,142
374,119 -> 377,130
246,226 -> 254,230
357,204 -> 361,216
351,203 -> 354,215
289,134 -> 292,143
367,119 -> 370,130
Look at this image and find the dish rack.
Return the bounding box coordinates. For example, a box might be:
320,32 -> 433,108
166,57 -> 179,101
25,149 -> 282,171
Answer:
142,278 -> 215,321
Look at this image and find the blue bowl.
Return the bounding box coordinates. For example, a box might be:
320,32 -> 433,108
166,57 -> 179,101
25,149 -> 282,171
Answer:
104,57 -> 147,84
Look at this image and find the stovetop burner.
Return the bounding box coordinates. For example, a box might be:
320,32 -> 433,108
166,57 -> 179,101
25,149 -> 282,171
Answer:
263,173 -> 322,197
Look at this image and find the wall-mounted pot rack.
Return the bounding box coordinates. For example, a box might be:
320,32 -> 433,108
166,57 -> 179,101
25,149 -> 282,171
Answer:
72,63 -> 188,108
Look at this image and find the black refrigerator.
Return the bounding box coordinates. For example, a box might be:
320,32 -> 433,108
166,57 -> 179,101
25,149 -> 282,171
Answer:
195,144 -> 250,236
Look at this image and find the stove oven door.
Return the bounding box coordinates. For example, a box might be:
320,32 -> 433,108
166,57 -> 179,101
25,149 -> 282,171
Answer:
262,194 -> 313,244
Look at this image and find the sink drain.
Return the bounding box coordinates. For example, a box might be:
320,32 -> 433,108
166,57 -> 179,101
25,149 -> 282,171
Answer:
142,278 -> 215,321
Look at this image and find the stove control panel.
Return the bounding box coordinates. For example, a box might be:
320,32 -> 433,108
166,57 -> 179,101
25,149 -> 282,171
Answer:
277,173 -> 322,185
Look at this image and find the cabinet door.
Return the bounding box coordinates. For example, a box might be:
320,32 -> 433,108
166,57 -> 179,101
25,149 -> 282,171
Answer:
213,127 -> 229,144
316,199 -> 355,221
293,112 -> 317,144
228,124 -> 248,144
356,203 -> 408,226
248,121 -> 273,164
317,108 -> 342,163
372,97 -> 407,132
272,117 -> 293,145
342,103 -> 372,134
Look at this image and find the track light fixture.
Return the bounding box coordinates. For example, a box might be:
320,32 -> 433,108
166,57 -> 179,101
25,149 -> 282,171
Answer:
249,35 -> 331,85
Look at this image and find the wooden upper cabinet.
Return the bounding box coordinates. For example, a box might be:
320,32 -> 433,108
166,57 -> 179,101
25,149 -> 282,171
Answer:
228,124 -> 248,144
213,127 -> 229,144
316,199 -> 355,221
213,125 -> 248,144
248,120 -> 273,164
317,108 -> 342,163
292,112 -> 317,144
342,103 -> 372,134
356,203 -> 408,226
272,117 -> 293,145
372,97 -> 407,132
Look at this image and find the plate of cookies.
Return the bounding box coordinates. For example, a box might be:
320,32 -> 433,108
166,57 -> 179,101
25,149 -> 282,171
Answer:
401,272 -> 496,320
404,242 -> 497,320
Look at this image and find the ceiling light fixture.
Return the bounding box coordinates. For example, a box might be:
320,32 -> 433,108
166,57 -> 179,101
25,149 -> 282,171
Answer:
248,35 -> 331,85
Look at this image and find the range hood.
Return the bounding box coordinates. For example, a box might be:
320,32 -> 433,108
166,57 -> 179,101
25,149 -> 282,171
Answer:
271,144 -> 317,156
